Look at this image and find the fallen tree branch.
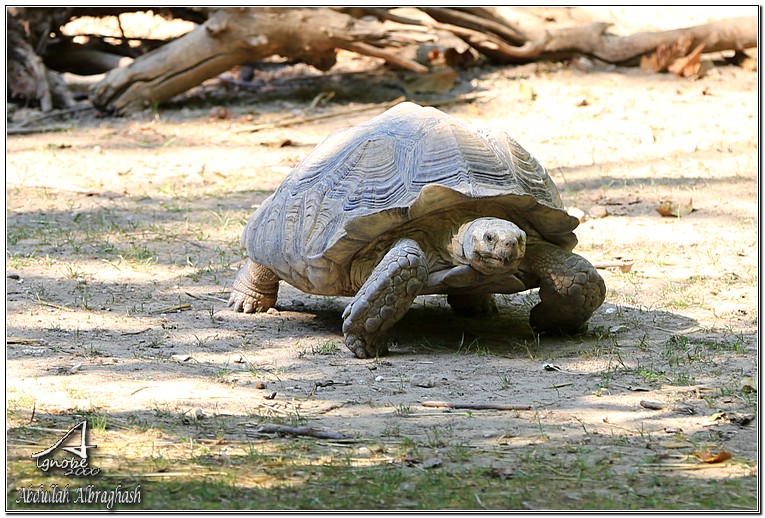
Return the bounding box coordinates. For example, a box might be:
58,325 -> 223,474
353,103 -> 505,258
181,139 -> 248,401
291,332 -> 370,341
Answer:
422,9 -> 757,65
422,400 -> 531,411
91,7 -> 427,115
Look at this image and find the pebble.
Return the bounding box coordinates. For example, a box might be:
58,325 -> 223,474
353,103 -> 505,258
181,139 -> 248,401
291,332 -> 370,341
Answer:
411,377 -> 435,388
589,205 -> 609,219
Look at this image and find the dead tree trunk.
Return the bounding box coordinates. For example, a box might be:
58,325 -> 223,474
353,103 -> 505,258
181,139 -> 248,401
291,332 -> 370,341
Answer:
91,7 -> 426,115
421,9 -> 757,65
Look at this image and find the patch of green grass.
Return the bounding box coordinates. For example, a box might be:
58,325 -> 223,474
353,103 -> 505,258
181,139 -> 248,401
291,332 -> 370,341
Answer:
299,341 -> 341,357
6,447 -> 757,511
6,407 -> 757,511
456,335 -> 493,356
392,403 -> 412,417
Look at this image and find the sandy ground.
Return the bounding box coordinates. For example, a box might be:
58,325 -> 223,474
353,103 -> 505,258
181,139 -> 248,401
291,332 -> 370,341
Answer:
6,6 -> 759,504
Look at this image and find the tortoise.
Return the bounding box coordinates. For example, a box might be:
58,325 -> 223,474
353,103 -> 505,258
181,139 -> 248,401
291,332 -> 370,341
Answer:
229,102 -> 606,358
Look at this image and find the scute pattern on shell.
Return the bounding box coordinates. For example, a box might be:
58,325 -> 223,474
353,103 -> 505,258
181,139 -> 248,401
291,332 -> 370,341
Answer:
242,102 -> 578,293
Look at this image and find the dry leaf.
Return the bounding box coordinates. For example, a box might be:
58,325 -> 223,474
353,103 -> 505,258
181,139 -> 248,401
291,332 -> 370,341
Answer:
640,36 -> 692,73
693,450 -> 733,464
668,43 -> 706,78
656,197 -> 693,217
740,376 -> 756,393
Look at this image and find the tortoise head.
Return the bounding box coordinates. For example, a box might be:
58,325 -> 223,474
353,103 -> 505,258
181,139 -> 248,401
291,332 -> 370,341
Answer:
452,217 -> 526,274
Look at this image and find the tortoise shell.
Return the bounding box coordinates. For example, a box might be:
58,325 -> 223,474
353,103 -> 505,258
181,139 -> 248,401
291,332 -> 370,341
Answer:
242,102 -> 578,295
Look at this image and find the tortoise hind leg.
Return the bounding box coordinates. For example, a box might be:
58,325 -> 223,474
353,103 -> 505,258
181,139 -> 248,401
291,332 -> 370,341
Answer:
229,259 -> 280,313
523,244 -> 606,334
342,238 -> 428,358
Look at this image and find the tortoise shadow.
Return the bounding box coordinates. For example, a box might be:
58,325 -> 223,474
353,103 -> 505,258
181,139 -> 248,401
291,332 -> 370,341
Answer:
282,291 -> 700,359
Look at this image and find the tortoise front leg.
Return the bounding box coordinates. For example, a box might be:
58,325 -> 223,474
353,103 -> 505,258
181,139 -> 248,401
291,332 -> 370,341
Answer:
342,239 -> 428,358
228,258 -> 280,313
522,244 -> 606,334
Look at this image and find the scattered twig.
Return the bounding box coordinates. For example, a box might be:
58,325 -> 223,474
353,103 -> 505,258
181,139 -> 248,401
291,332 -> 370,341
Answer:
249,424 -> 354,440
184,292 -> 228,303
6,337 -> 47,345
151,303 -> 191,314
240,93 -> 488,133
34,298 -> 74,312
543,383 -> 574,389
639,400 -> 695,414
121,328 -> 152,336
7,125 -> 72,135
422,400 -> 531,411
12,103 -> 93,127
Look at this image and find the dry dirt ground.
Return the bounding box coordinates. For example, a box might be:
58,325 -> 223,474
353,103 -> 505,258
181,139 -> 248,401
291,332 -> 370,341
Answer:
5,8 -> 759,510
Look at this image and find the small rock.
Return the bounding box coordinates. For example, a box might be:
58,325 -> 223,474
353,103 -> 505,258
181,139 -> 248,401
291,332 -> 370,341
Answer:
608,324 -> 629,334
374,375 -> 384,382
255,381 -> 267,390
195,409 -> 206,420
7,273 -> 20,280
589,205 -> 609,219
232,353 -> 246,364
266,307 -> 279,315
411,377 -> 435,388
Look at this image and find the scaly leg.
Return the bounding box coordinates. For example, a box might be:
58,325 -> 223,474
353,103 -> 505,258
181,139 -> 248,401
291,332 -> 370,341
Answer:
342,239 -> 428,358
228,259 -> 280,313
522,244 -> 606,334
